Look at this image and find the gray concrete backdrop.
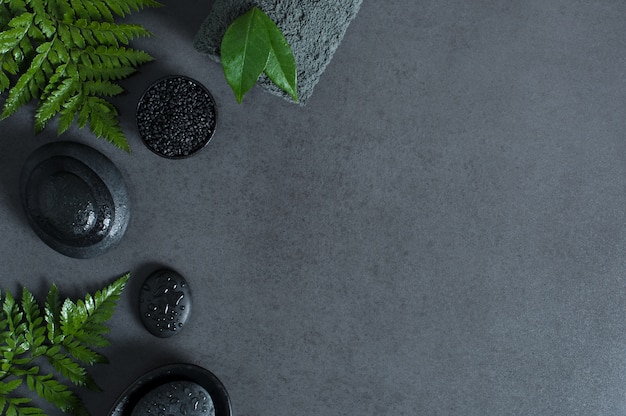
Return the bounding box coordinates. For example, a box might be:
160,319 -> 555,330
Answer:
2,0 -> 626,415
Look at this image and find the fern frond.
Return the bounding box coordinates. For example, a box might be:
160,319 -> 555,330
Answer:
106,0 -> 162,17
60,274 -> 128,339
81,45 -> 153,68
0,379 -> 22,395
0,4 -> 10,27
83,80 -> 122,96
21,289 -> 46,350
71,330 -> 108,348
26,374 -> 87,415
1,0 -> 157,150
66,0 -> 88,20
73,20 -> 151,47
76,61 -> 136,81
2,292 -> 21,333
29,0 -> 55,37
83,96 -> 129,151
0,71 -> 8,91
21,289 -> 41,328
2,396 -> 45,416
62,339 -> 106,366
4,0 -> 28,16
1,40 -> 52,119
44,349 -> 95,389
43,285 -> 61,344
56,93 -> 82,134
35,69 -> 79,132
0,13 -> 33,54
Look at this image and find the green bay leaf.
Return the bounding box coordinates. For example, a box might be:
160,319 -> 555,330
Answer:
261,12 -> 298,102
220,7 -> 270,103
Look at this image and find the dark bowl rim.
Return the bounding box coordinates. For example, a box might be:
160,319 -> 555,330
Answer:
108,363 -> 232,416
136,74 -> 218,160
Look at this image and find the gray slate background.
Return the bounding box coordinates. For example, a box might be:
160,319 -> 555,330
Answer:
2,0 -> 626,415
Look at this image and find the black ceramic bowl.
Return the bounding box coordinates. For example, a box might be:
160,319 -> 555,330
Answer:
109,363 -> 232,416
136,75 -> 218,159
19,141 -> 130,259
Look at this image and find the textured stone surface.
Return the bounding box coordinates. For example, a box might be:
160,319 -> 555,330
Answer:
139,270 -> 192,338
4,1 -> 626,415
193,0 -> 363,104
130,381 -> 214,416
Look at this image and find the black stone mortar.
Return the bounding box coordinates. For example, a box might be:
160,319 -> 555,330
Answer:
137,75 -> 217,159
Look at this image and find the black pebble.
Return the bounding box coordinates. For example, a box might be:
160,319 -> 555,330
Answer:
137,76 -> 217,158
138,269 -> 192,337
130,381 -> 215,416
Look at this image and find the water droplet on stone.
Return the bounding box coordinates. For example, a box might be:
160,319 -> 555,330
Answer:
130,381 -> 215,416
138,269 -> 192,338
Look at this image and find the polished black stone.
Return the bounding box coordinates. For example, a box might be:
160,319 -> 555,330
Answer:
109,364 -> 231,416
139,269 -> 192,337
130,380 -> 215,416
20,142 -> 130,258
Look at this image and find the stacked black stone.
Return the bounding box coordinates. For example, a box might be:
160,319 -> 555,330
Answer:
130,381 -> 215,416
137,76 -> 217,158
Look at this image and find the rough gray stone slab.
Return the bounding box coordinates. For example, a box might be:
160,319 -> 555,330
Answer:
193,0 -> 363,104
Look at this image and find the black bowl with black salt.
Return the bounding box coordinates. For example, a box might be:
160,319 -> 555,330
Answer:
137,75 -> 217,159
109,363 -> 231,416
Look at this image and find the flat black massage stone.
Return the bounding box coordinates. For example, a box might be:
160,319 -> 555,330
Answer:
131,380 -> 214,416
20,141 -> 130,259
109,364 -> 231,416
139,269 -> 192,337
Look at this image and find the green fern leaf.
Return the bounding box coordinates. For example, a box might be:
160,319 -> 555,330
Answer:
62,339 -> 106,366
77,63 -> 136,81
50,0 -> 75,22
93,0 -> 114,23
71,330 -> 108,348
58,274 -> 129,347
57,93 -> 82,135
86,45 -> 153,68
0,71 -> 8,91
45,349 -> 95,389
26,374 -> 87,415
0,4 -> 10,27
21,289 -> 41,328
0,13 -> 32,54
0,379 -> 22,395
60,274 -> 128,339
20,289 -> 45,350
0,0 -> 160,151
106,0 -> 162,17
0,276 -> 128,414
1,40 -> 52,119
43,284 -> 61,343
2,292 -> 21,333
77,21 -> 151,47
2,396 -> 45,416
35,72 -> 78,132
83,80 -> 122,96
84,96 -> 130,151
2,55 -> 20,75
67,0 -> 88,20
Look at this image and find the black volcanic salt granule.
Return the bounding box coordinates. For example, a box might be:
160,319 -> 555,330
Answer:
137,76 -> 217,158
